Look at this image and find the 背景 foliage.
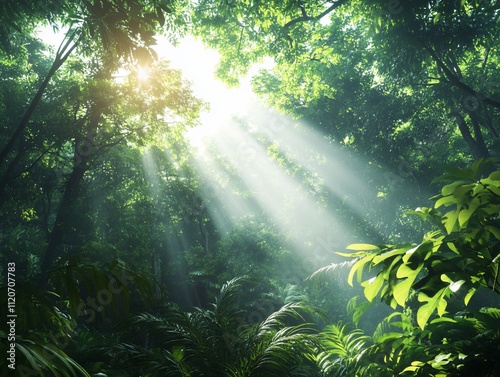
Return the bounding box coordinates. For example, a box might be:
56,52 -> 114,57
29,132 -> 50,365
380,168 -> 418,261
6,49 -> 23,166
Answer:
312,160 -> 500,376
101,277 -> 322,376
1,1 -> 500,377
191,0 -> 500,246
316,159 -> 500,329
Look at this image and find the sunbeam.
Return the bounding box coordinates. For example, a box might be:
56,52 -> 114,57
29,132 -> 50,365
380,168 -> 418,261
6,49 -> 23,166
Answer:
189,112 -> 366,265
145,36 -> 422,269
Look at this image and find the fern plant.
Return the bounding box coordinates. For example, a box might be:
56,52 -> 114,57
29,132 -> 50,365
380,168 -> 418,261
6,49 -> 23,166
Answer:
105,277 -> 322,376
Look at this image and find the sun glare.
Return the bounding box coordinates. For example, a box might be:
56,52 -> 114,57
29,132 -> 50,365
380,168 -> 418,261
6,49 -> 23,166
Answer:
136,66 -> 150,81
37,25 -> 416,265
149,35 -> 408,263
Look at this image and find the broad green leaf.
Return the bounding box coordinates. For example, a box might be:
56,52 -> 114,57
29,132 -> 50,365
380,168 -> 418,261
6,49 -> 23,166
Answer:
375,331 -> 404,343
362,273 -> 385,302
417,287 -> 450,329
429,316 -> 456,324
435,195 -> 455,208
488,171 -> 500,180
453,183 -> 474,199
402,361 -> 426,373
443,209 -> 459,234
402,241 -> 433,267
481,183 -> 500,196
347,254 -> 376,286
393,263 -> 424,306
449,280 -> 465,292
372,247 -> 405,265
432,168 -> 474,183
396,263 -> 416,279
442,181 -> 466,196
440,274 -> 453,283
431,353 -> 453,369
464,286 -> 477,305
485,225 -> 500,240
458,206 -> 475,227
346,243 -> 380,251
447,242 -> 459,254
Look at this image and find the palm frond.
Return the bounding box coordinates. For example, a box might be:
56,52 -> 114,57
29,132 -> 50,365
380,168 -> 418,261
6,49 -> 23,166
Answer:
49,256 -> 154,319
317,323 -> 372,377
11,337 -> 91,377
256,302 -> 311,335
250,325 -> 318,376
372,312 -> 413,342
307,260 -> 355,283
212,276 -> 246,311
108,342 -> 189,377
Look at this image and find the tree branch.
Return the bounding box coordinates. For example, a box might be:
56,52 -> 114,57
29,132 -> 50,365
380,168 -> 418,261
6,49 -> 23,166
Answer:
0,26 -> 82,167
283,0 -> 348,30
425,45 -> 500,109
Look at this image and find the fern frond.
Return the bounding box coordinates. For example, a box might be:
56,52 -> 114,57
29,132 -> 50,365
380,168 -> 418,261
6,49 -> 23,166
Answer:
307,260 -> 356,282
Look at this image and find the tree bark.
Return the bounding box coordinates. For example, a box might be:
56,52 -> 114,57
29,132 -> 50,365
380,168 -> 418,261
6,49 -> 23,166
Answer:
40,116 -> 98,274
452,110 -> 489,159
40,157 -> 89,274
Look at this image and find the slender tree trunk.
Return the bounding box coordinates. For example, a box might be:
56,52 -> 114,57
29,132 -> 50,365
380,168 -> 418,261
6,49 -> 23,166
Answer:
425,45 -> 500,109
40,116 -> 98,274
467,111 -> 490,158
452,110 -> 489,159
40,157 -> 89,274
0,138 -> 25,203
0,28 -> 80,182
0,64 -> 58,166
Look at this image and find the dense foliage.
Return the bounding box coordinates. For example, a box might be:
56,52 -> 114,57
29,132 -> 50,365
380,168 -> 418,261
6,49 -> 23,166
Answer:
0,1 -> 499,376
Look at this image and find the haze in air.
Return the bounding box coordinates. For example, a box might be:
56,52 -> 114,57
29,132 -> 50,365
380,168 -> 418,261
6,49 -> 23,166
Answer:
1,1 -> 500,376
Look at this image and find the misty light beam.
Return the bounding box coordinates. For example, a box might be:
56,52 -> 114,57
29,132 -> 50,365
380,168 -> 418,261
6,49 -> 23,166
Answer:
150,36 -> 420,266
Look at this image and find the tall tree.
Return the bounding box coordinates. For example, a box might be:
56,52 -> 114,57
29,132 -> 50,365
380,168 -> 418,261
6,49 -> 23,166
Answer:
191,0 -> 500,160
0,0 -> 182,189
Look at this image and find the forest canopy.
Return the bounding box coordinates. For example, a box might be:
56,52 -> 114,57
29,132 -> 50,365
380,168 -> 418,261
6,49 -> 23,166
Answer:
1,1 -> 499,376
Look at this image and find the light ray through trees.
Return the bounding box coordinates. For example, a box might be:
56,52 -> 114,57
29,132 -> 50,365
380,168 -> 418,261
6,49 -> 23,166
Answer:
151,36 -> 417,267
187,102 -> 381,265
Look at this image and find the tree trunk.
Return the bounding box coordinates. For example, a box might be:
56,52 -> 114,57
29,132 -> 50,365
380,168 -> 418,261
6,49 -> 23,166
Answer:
40,157 -> 89,274
40,116 -> 98,274
0,28 -> 80,175
467,111 -> 490,158
452,110 -> 489,159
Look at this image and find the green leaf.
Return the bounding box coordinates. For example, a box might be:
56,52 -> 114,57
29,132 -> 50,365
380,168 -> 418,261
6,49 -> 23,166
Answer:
346,243 -> 380,251
372,247 -> 406,265
449,280 -> 465,292
488,171 -> 500,180
440,274 -> 452,283
393,263 -> 424,306
362,274 -> 385,302
443,209 -> 459,234
442,181 -> 466,196
347,254 -> 376,286
447,242 -> 459,253
16,343 -> 46,377
403,241 -> 433,263
402,361 -> 425,373
351,300 -> 372,326
432,168 -> 474,183
417,287 -> 450,329
485,225 -> 500,240
435,195 -> 455,208
464,286 -> 477,305
453,183 -> 475,199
